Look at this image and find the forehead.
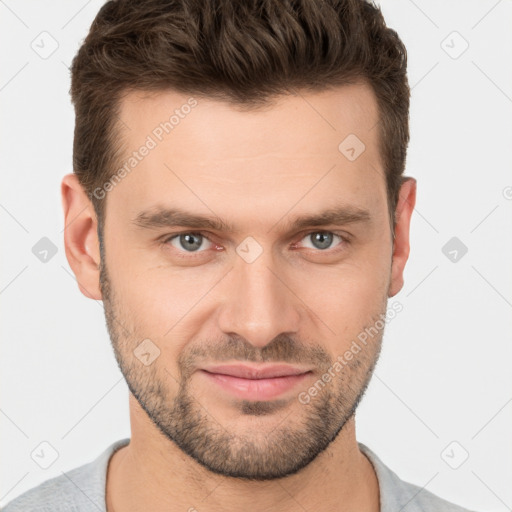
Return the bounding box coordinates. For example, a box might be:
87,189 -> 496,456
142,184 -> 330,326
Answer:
107,83 -> 387,230
117,83 -> 380,158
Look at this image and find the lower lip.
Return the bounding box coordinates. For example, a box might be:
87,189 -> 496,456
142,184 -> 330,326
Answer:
200,370 -> 311,401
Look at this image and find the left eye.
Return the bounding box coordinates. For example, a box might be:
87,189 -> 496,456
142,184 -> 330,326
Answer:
298,231 -> 345,251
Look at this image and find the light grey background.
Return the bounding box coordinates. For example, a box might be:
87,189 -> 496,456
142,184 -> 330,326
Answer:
1,1 -> 511,510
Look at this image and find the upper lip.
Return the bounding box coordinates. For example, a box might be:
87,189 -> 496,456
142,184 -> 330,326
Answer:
201,363 -> 312,380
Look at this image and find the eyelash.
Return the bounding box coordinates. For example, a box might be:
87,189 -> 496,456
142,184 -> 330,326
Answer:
160,230 -> 351,258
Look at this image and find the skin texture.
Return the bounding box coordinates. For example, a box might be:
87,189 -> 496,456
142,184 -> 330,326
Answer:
62,82 -> 416,512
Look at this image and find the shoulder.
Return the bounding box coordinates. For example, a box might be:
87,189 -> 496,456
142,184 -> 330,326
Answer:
2,438 -> 130,512
358,442 -> 478,512
2,469 -> 90,512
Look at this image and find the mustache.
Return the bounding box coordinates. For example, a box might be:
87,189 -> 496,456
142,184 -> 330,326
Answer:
176,333 -> 332,377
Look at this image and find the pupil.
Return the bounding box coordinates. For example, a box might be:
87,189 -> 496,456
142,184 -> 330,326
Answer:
312,232 -> 332,250
181,233 -> 202,251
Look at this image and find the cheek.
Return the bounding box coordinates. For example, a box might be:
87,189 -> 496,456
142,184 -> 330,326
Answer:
105,251 -> 219,368
294,252 -> 390,340
111,270 -> 195,336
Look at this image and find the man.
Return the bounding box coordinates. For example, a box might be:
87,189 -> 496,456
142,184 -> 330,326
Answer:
3,0 -> 476,511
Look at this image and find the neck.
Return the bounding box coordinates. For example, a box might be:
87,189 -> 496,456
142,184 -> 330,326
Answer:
106,395 -> 380,512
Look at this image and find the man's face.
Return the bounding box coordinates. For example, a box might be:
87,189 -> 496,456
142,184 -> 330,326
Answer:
99,84 -> 395,480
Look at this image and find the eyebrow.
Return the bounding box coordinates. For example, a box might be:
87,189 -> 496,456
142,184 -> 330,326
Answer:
132,205 -> 372,234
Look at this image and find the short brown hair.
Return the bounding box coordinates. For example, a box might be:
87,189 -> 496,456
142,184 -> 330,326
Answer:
70,0 -> 409,237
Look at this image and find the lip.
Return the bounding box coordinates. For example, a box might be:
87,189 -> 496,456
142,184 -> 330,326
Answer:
199,364 -> 313,401
201,363 -> 312,379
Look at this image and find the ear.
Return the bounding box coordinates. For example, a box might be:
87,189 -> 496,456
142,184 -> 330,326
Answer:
388,177 -> 417,298
61,173 -> 102,300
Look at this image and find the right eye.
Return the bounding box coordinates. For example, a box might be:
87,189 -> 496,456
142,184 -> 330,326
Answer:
163,232 -> 215,253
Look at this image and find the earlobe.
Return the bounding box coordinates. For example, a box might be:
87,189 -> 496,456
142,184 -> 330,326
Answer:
388,177 -> 417,298
61,173 -> 103,300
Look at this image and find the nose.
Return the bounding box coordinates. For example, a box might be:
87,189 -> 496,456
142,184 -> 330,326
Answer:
216,247 -> 302,349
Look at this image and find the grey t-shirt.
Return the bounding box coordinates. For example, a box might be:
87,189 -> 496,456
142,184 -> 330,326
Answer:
2,438 -> 476,512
